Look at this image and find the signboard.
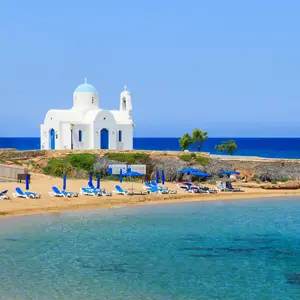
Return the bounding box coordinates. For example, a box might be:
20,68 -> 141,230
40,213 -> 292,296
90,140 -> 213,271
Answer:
128,164 -> 146,175
108,164 -> 127,175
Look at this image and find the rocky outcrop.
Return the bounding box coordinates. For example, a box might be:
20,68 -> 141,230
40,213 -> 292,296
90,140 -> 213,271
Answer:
261,181 -> 300,189
1,149 -> 300,182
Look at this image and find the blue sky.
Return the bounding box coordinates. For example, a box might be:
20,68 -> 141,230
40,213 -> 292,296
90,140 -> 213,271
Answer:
1,0 -> 300,137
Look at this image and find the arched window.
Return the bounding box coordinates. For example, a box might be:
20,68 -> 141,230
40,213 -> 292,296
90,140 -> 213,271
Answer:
79,130 -> 82,142
122,97 -> 126,110
119,130 -> 122,142
92,97 -> 94,104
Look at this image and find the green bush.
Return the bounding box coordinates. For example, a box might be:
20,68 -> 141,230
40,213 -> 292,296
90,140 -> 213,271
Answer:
179,154 -> 208,165
195,156 -> 208,166
43,159 -> 74,177
279,177 -> 289,182
179,154 -> 192,161
43,153 -> 96,177
105,153 -> 149,164
68,153 -> 96,171
271,180 -> 277,185
255,178 -> 262,184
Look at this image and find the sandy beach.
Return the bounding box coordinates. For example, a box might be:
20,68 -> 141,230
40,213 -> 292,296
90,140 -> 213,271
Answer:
0,173 -> 298,218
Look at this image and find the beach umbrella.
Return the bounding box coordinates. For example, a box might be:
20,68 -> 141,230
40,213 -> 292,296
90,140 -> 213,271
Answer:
89,171 -> 93,184
161,169 -> 165,185
191,171 -> 211,177
120,169 -> 123,183
155,169 -> 160,184
218,170 -> 240,177
177,167 -> 198,182
96,173 -> 101,189
122,171 -> 143,192
63,174 -> 67,190
178,168 -> 198,174
25,173 -> 29,190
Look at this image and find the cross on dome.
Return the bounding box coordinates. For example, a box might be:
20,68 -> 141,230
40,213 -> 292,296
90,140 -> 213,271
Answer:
124,85 -> 127,91
85,78 -> 87,84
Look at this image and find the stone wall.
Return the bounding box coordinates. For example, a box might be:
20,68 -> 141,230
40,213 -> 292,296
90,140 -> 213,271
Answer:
1,149 -> 300,181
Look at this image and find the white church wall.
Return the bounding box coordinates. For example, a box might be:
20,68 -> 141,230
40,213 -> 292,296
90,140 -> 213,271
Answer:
71,124 -> 91,150
73,92 -> 99,111
117,124 -> 133,150
93,110 -> 118,150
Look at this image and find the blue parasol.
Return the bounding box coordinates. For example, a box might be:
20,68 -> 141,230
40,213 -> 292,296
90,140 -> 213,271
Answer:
89,171 -> 93,184
178,168 -> 198,174
191,171 -> 211,177
161,169 -> 165,185
122,171 -> 143,192
155,169 -> 159,184
63,174 -> 67,190
219,170 -> 240,176
120,169 -> 123,183
25,173 -> 29,190
97,173 -> 101,189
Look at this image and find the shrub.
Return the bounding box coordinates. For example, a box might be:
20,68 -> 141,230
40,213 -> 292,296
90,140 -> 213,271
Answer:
105,153 -> 149,164
271,180 -> 277,185
43,159 -> 74,177
68,153 -> 96,171
279,177 -> 289,182
195,156 -> 208,166
179,154 -> 192,161
43,153 -> 96,177
255,178 -> 262,184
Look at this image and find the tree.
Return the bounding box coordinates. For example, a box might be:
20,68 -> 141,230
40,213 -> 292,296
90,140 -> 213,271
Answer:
192,129 -> 208,152
215,140 -> 238,155
179,133 -> 193,151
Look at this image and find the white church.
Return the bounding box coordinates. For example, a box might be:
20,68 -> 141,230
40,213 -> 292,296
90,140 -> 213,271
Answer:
40,80 -> 134,150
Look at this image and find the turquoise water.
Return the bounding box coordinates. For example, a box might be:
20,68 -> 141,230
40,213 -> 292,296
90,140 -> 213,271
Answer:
1,199 -> 300,299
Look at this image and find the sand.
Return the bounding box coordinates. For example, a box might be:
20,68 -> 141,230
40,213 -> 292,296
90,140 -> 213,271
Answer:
0,173 -> 299,218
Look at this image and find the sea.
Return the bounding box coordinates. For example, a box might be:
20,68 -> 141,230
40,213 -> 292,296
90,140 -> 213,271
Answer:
0,137 -> 300,158
1,198 -> 300,299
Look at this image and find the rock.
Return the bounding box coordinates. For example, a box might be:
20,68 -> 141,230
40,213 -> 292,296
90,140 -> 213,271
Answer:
261,181 -> 300,190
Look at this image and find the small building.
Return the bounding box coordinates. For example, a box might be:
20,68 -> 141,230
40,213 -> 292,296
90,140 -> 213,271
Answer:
40,80 -> 134,150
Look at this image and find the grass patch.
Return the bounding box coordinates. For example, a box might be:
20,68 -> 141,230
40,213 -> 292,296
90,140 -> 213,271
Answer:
195,156 -> 208,166
179,154 -> 192,162
43,153 -> 96,177
279,177 -> 289,182
179,154 -> 208,166
105,152 -> 150,164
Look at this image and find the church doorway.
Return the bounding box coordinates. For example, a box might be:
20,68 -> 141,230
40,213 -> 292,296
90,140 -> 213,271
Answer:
49,129 -> 55,150
100,128 -> 109,149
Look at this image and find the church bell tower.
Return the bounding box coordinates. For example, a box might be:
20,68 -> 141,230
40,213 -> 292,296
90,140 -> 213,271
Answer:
119,85 -> 132,119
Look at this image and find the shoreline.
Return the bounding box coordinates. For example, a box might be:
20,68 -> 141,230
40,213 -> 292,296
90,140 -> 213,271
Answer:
1,189 -> 299,219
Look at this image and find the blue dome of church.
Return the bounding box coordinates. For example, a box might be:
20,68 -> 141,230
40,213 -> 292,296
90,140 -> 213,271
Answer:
75,82 -> 98,93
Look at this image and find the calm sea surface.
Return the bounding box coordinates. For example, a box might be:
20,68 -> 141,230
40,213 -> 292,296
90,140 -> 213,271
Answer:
1,137 -> 300,158
1,198 -> 300,299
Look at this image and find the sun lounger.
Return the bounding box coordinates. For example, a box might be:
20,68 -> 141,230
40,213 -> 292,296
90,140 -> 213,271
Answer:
49,186 -> 77,198
0,189 -> 10,200
148,186 -> 161,194
143,182 -> 153,190
150,181 -> 176,193
226,181 -> 244,192
113,185 -> 129,195
185,186 -> 209,194
177,182 -> 192,189
13,187 -> 40,199
80,187 -> 101,196
87,182 -> 111,196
